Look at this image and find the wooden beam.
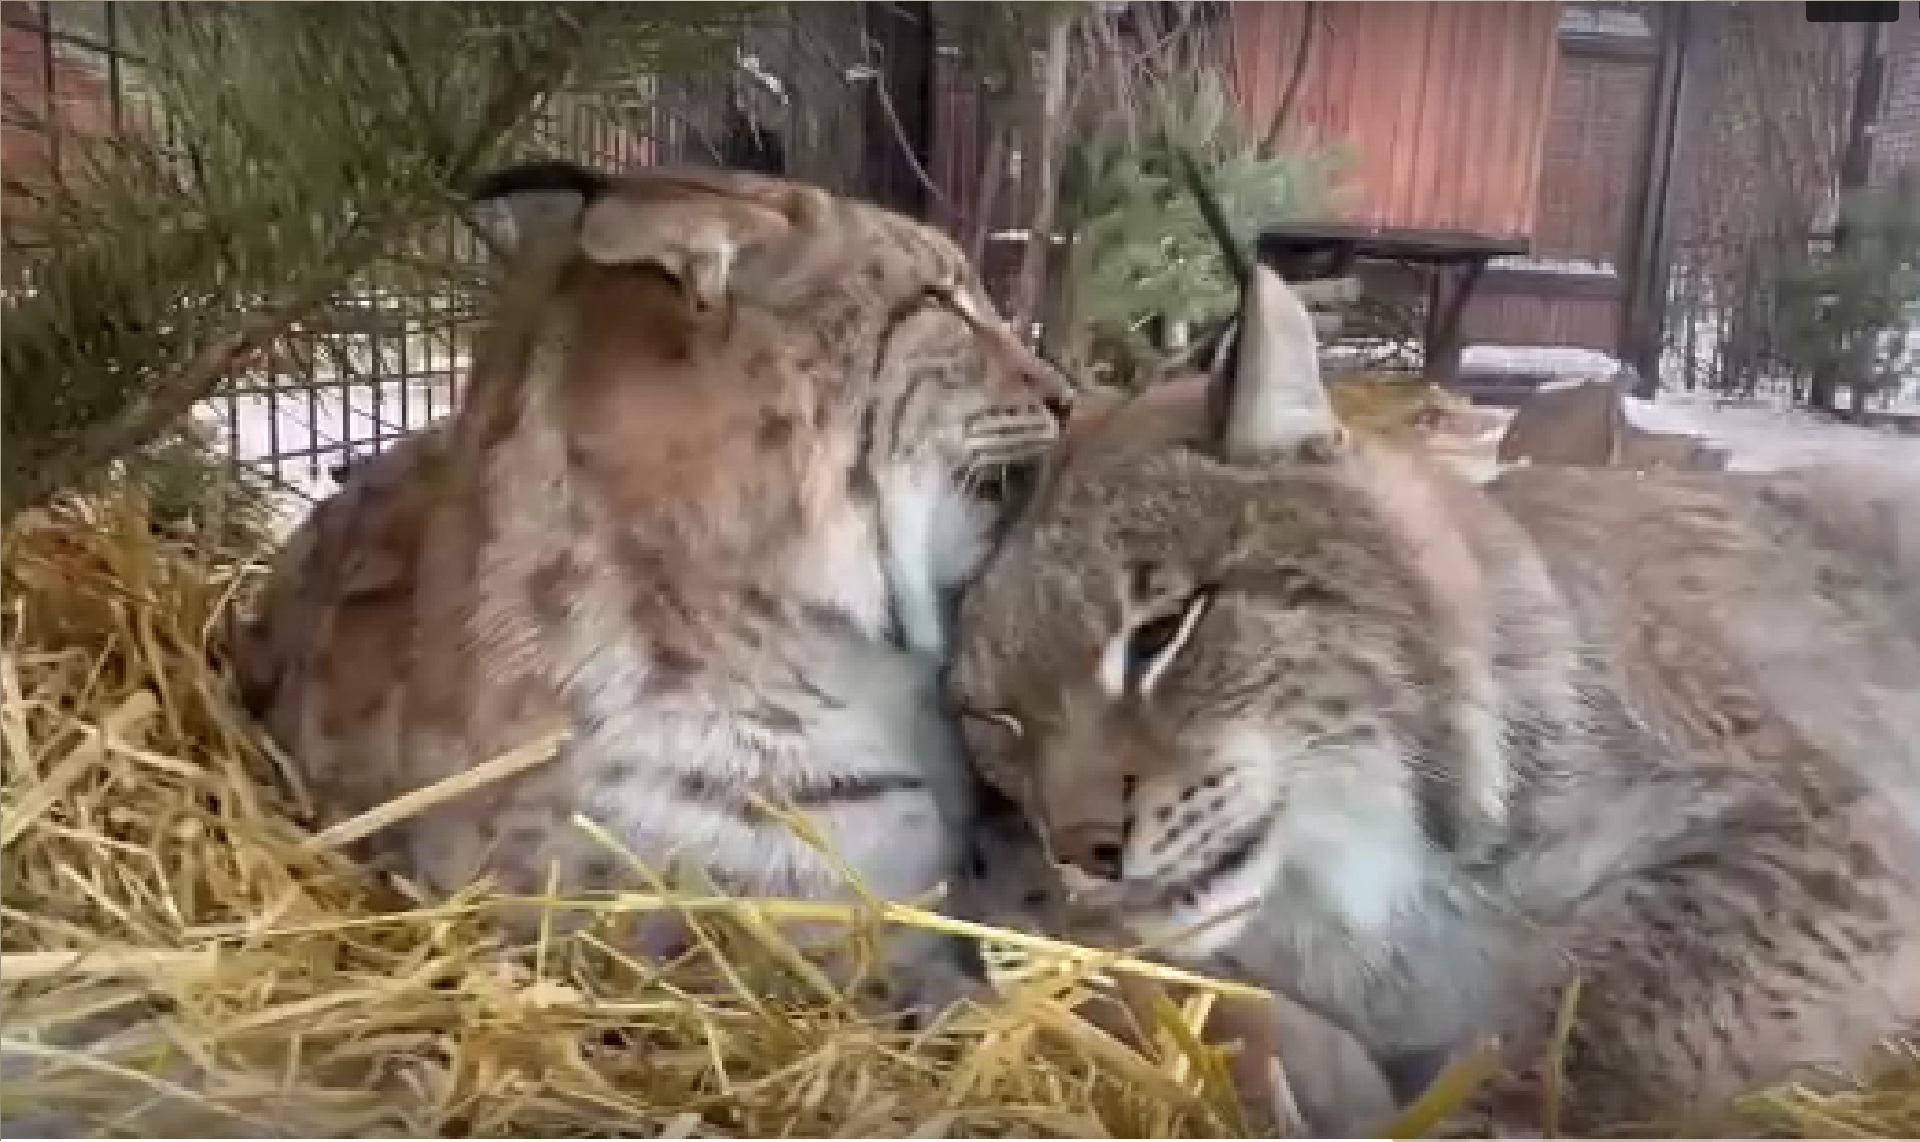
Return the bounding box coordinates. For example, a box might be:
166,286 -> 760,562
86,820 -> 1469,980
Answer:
1618,2 -> 1690,397
1422,260 -> 1486,391
1811,18 -> 1891,413
1260,225 -> 1529,266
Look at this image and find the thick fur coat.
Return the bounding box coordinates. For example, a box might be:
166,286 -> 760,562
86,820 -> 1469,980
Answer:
948,263 -> 1920,1131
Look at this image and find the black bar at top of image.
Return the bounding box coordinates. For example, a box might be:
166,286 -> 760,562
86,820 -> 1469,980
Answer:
1805,1 -> 1901,22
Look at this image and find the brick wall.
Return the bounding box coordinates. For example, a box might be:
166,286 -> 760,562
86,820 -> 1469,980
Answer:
1462,29 -> 1654,354
1530,47 -> 1654,267
2,2 -> 119,191
1875,18 -> 1920,183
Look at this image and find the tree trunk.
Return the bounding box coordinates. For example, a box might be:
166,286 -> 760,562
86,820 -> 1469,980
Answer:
1810,21 -> 1887,413
1619,2 -> 1690,399
966,126 -> 1006,266
1261,2 -> 1318,154
1009,16 -> 1071,339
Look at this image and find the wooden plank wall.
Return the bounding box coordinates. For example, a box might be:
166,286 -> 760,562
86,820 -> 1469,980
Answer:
1229,1 -> 1563,240
1464,284 -> 1620,350
1465,24 -> 1659,354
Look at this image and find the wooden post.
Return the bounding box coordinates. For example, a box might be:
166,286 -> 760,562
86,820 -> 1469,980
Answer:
1619,3 -> 1691,398
1422,260 -> 1483,391
1810,18 -> 1889,414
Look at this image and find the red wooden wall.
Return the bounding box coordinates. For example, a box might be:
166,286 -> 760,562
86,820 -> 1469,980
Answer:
1228,1 -> 1564,240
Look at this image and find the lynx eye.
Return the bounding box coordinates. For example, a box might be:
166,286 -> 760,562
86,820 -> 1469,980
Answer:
960,708 -> 1025,739
1126,614 -> 1186,672
1120,588 -> 1214,696
938,280 -> 984,326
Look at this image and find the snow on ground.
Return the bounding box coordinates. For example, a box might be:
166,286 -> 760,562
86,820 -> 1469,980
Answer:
1624,392 -> 1920,478
1485,255 -> 1617,279
1434,389 -> 1918,487
194,376 -> 458,537
1461,343 -> 1624,377
1450,336 -> 1916,481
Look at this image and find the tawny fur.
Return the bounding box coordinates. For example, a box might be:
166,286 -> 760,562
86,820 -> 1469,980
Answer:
946,265 -> 1920,1131
235,165 -> 1070,996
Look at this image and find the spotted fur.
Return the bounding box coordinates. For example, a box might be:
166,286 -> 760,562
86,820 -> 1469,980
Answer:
946,262 -> 1920,1130
235,163 -> 1071,998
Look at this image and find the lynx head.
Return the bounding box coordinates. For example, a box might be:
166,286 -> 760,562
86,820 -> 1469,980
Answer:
465,161 -> 1075,651
948,261 -> 1502,956
470,158 -> 1071,466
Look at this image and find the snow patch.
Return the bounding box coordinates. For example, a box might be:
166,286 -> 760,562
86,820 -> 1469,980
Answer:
194,375 -> 458,538
1536,377 -> 1611,394
1622,393 -> 1920,477
1431,390 -> 1916,487
1487,255 -> 1618,279
1462,344 -> 1623,377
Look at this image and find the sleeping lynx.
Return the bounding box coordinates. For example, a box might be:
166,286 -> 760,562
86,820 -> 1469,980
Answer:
946,259 -> 1920,1130
236,162 -> 1072,1002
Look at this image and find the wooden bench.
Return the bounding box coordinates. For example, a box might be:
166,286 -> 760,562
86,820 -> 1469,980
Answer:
1256,225 -> 1529,390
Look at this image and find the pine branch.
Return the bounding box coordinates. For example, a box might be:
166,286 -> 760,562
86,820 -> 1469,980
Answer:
1,3 -> 756,520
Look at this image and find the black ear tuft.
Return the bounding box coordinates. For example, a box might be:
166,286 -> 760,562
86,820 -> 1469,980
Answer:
469,159 -> 609,205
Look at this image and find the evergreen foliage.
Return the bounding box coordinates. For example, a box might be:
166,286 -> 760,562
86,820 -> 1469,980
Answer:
1,3 -> 754,520
1773,171 -> 1920,411
1055,71 -> 1349,384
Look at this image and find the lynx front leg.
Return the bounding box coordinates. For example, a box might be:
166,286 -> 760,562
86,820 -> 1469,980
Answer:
1480,831 -> 1920,1134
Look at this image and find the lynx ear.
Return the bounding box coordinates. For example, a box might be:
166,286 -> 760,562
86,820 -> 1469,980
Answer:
573,187 -> 803,313
1209,263 -> 1344,463
1171,146 -> 1342,464
470,161 -> 829,314
468,159 -> 609,262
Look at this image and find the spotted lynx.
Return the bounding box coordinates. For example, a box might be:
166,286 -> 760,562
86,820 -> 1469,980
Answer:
236,162 -> 1072,998
946,258 -> 1920,1129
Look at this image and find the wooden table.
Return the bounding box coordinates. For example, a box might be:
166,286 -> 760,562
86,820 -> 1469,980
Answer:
1256,224 -> 1530,390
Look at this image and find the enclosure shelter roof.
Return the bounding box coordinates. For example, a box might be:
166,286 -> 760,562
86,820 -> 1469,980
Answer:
1229,1 -> 1563,241
1259,225 -> 1530,269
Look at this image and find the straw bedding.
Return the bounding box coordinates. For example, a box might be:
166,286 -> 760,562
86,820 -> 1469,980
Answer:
3,495 -> 1916,1138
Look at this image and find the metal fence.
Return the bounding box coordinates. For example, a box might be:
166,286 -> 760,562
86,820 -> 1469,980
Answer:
1,1 -> 705,513
7,1 -> 954,520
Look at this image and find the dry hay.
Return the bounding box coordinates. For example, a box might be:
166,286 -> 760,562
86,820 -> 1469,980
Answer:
1324,372 -> 1502,445
2,497 -> 1917,1138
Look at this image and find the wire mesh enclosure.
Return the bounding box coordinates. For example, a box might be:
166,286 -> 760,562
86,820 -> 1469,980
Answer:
3,1 -> 889,515
3,3 -> 651,508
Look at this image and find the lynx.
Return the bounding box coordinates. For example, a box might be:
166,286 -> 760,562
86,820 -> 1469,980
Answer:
946,259 -> 1920,1130
955,795 -> 1399,1136
235,162 -> 1072,997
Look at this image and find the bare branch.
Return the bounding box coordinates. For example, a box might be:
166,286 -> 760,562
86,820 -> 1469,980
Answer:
857,68 -> 952,213
1261,2 -> 1319,154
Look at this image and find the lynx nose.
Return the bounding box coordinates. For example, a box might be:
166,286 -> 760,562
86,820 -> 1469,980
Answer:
1043,392 -> 1073,427
1024,353 -> 1077,427
1054,823 -> 1124,882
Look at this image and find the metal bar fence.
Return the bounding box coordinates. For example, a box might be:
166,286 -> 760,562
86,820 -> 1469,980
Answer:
5,1 -> 688,519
